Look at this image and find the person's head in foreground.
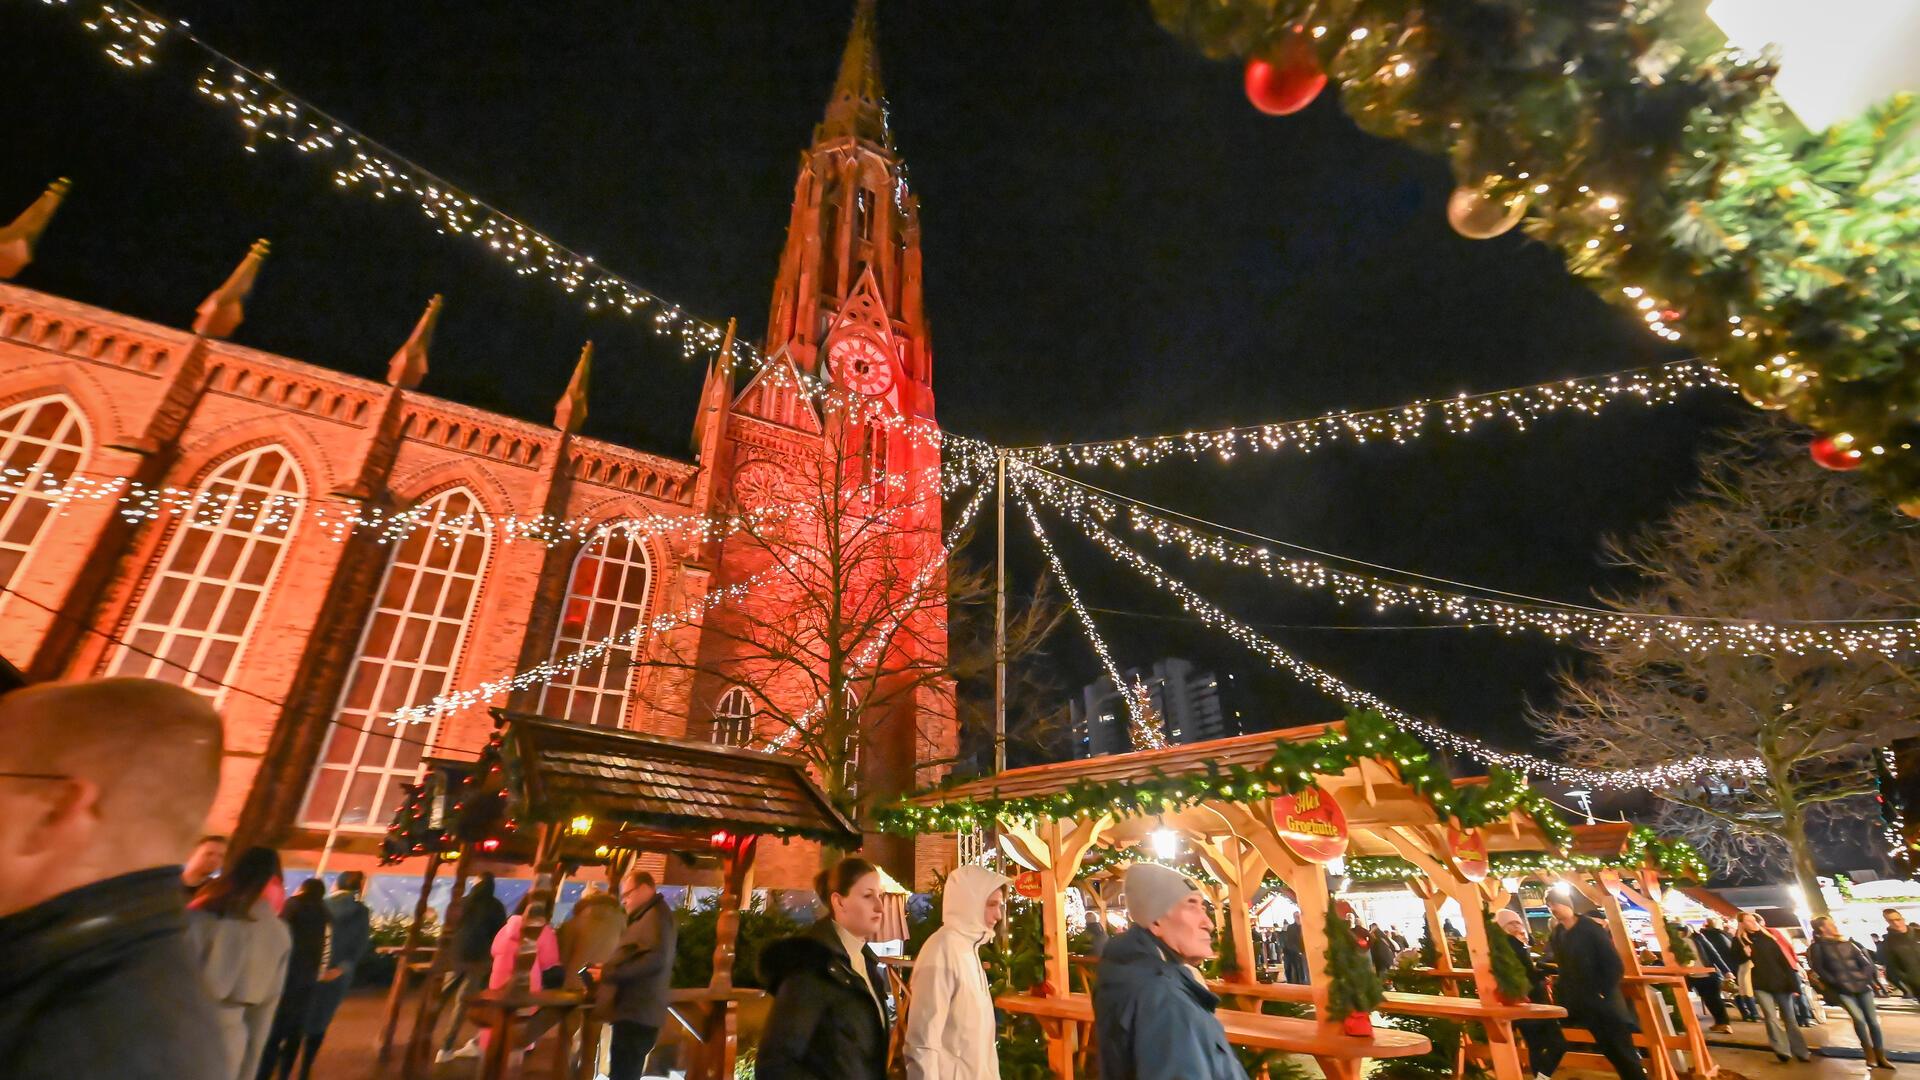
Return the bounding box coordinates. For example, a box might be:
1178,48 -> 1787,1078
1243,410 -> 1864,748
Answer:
1124,862 -> 1214,964
621,868 -> 657,914
940,864 -> 1010,942
818,856 -> 884,940
0,677 -> 223,916
1546,893 -> 1583,928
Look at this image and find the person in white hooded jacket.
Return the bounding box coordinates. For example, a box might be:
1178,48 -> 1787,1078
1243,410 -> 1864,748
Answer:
905,865 -> 1011,1080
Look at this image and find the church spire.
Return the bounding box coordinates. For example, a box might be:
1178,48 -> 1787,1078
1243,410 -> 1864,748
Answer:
818,0 -> 888,146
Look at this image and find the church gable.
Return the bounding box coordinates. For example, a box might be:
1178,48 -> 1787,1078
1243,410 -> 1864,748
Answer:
731,345 -> 823,434
825,265 -> 894,348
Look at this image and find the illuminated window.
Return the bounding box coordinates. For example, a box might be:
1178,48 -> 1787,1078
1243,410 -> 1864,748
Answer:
104,446 -> 302,701
299,489 -> 490,829
538,524 -> 653,727
711,686 -> 755,747
0,395 -> 88,598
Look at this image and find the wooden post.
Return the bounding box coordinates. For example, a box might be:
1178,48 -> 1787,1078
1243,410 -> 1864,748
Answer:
378,852 -> 442,1059
402,847 -> 474,1079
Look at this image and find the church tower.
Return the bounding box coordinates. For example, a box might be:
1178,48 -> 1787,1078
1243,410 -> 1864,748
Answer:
683,0 -> 954,887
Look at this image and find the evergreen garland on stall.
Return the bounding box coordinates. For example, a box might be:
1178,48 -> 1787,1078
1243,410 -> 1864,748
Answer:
1342,826 -> 1709,884
1484,908 -> 1531,1003
1150,0 -> 1920,509
879,709 -> 1572,849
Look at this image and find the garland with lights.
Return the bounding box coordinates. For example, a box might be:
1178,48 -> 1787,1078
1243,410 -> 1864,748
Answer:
1019,497 -> 1157,748
1484,906 -> 1530,1003
1074,843 -> 1226,890
877,707 -> 1572,851
1012,359 -> 1733,469
1149,0 -> 1920,508
1018,477 -> 1767,788
1876,750 -> 1916,876
1342,827 -> 1709,885
1022,465 -> 1920,658
1324,897 -> 1387,1027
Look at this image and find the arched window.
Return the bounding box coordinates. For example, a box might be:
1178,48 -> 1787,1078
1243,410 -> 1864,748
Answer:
299,489 -> 490,829
104,446 -> 303,700
0,395 -> 88,598
538,524 -> 653,727
711,686 -> 755,747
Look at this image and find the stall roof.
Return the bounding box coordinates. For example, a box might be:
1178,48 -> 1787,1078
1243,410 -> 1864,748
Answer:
496,711 -> 861,848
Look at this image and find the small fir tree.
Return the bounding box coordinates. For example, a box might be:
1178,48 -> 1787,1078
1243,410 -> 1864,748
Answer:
1323,901 -> 1385,1019
1484,909 -> 1530,1003
1417,922 -> 1438,968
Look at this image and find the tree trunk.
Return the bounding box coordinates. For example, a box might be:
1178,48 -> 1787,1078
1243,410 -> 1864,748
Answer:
1780,798 -> 1831,919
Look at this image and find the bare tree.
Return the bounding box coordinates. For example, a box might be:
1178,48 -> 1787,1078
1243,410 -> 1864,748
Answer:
649,425 -> 1059,824
1532,425 -> 1920,914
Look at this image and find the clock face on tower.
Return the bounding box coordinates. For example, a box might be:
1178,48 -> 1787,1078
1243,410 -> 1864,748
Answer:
827,335 -> 894,396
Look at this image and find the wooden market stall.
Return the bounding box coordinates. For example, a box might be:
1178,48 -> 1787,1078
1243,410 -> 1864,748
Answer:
387,711 -> 860,1080
889,712 -> 1570,1080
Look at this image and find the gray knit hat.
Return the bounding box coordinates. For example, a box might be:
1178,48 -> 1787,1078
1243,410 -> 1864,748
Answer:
1123,862 -> 1198,927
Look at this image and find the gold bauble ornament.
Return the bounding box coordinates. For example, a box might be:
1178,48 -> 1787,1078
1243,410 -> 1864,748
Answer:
1447,184 -> 1528,240
1899,498 -> 1920,520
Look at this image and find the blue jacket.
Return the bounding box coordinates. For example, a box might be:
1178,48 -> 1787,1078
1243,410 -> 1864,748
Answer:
1094,925 -> 1248,1080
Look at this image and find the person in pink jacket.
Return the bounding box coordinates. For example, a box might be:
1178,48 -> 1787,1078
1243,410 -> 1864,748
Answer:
453,890 -> 562,1059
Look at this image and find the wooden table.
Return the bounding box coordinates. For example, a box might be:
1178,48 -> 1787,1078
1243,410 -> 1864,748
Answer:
996,991 -> 1430,1080
1207,980 -> 1566,1080
466,987 -> 587,1080
662,987 -> 766,1080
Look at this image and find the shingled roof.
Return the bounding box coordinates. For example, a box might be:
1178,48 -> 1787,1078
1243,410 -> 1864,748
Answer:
496,711 -> 860,848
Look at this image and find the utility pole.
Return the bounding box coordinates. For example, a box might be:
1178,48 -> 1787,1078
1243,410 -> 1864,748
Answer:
993,450 -> 1010,954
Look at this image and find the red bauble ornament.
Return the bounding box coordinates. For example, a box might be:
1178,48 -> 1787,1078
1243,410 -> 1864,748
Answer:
1244,41 -> 1326,116
1810,435 -> 1862,471
1343,1012 -> 1375,1036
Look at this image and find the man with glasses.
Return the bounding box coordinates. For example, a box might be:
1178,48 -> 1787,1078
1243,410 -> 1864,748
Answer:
0,677 -> 227,1078
600,870 -> 677,1080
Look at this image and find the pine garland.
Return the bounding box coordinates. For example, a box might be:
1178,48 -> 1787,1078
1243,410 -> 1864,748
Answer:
1342,826 -> 1709,884
1324,899 -> 1387,1017
877,709 -> 1572,849
1484,908 -> 1531,1002
1150,0 -> 1920,507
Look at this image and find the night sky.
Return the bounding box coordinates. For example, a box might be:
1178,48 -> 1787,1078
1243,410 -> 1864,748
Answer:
3,1 -> 1746,774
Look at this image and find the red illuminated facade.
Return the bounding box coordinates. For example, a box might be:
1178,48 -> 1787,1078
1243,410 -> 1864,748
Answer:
0,5 -> 954,888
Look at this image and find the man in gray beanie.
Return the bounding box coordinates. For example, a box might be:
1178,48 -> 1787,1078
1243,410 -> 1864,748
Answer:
1093,863 -> 1248,1080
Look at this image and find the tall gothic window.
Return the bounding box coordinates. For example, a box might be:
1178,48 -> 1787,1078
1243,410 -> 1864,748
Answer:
104,446 -> 303,701
299,489 -> 490,829
538,525 -> 653,727
854,187 -> 873,242
711,686 -> 755,747
0,395 -> 89,597
820,186 -> 843,295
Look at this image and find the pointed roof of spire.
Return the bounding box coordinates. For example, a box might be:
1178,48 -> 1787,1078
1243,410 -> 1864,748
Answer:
0,178 -> 72,280
818,0 -> 890,146
554,341 -> 593,434
386,294 -> 442,389
193,238 -> 270,340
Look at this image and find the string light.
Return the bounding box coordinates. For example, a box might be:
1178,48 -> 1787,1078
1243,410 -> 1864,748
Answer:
1021,466 -> 1920,658
1017,496 -> 1158,747
1016,472 -> 1768,789
1010,359 -> 1733,469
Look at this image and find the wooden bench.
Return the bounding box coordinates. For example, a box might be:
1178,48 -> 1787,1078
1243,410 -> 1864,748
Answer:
1207,980 -> 1566,1080
465,987 -> 587,1080
996,991 -> 1430,1080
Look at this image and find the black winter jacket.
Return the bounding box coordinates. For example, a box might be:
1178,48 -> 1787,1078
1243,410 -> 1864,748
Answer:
757,919 -> 891,1080
1742,930 -> 1801,995
0,867 -> 227,1079
1548,915 -> 1632,1026
1807,938 -> 1878,996
452,886 -> 507,965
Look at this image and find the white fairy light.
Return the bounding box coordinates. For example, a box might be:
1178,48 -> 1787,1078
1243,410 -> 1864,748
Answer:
1011,359 -> 1734,470
1019,466 -> 1920,659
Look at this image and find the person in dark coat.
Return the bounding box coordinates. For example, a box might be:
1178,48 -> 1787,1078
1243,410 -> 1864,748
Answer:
1694,917 -> 1752,1022
1882,909 -> 1920,999
0,678 -> 229,1079
1683,925 -> 1732,1033
601,870 -> 678,1080
1280,917 -> 1307,984
758,857 -> 893,1080
298,870 -> 371,1077
1809,916 -> 1891,1069
256,879 -> 335,1080
1094,863 -> 1249,1080
1366,923 -> 1397,975
1735,911 -> 1810,1062
1494,909 -> 1565,1078
437,871 -> 509,1061
1547,895 -> 1645,1080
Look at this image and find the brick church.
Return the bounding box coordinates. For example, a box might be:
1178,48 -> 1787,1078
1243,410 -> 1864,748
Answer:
0,1 -> 956,889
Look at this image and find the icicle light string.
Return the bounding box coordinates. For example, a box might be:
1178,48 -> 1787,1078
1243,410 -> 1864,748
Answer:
1017,495 -> 1158,748
1011,359 -> 1734,469
1015,465 -> 1767,788
762,478 -> 991,752
1020,466 -> 1920,658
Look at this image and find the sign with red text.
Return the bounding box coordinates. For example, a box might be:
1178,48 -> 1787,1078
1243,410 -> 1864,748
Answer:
1447,825 -> 1490,881
1013,870 -> 1044,899
1272,785 -> 1349,863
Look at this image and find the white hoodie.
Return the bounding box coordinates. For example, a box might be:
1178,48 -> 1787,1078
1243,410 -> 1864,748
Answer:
905,865 -> 1011,1080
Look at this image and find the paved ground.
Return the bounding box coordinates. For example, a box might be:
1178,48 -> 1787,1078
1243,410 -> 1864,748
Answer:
307,987 -> 1920,1079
